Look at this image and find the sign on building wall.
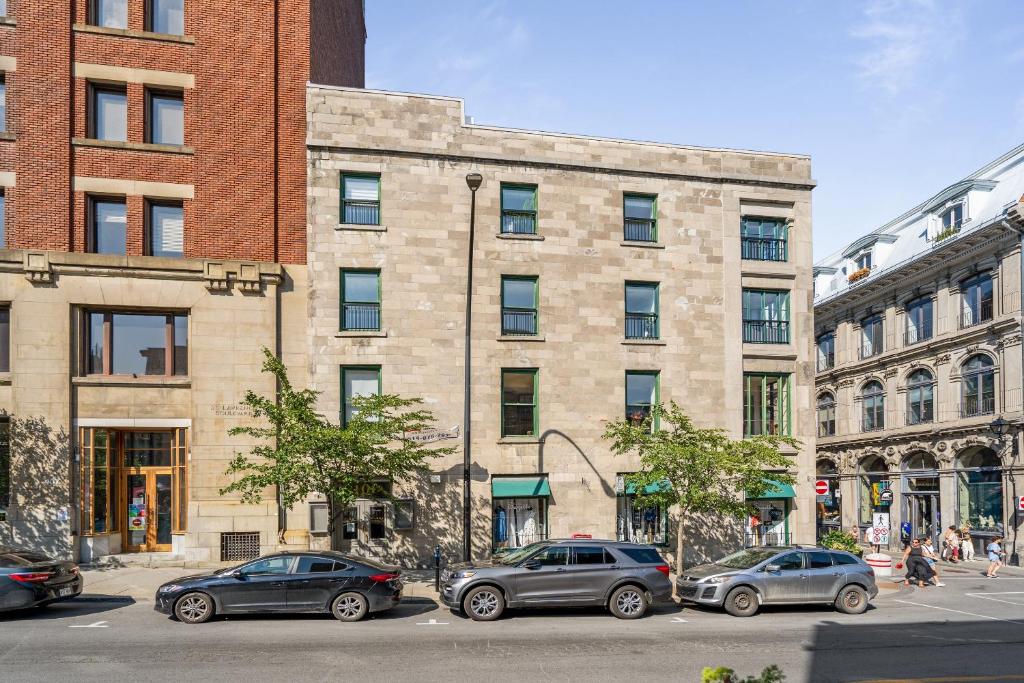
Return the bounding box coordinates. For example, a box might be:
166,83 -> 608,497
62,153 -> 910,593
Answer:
870,512 -> 890,546
403,425 -> 460,444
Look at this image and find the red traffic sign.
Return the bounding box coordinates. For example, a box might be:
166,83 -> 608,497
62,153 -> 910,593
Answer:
814,480 -> 830,496
1018,496 -> 1024,512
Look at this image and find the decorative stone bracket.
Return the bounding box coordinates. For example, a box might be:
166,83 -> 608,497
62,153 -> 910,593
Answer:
203,260 -> 280,294
23,251 -> 53,284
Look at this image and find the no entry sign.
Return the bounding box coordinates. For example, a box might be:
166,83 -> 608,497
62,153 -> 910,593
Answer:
1018,496 -> 1024,512
814,480 -> 830,496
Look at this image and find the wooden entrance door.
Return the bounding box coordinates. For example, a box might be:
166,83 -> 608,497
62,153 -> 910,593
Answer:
122,469 -> 174,552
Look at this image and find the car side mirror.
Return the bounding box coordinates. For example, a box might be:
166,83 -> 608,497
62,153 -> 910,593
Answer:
232,570 -> 247,580
765,564 -> 781,573
522,560 -> 541,570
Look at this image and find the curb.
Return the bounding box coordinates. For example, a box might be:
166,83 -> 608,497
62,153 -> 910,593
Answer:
73,595 -> 137,604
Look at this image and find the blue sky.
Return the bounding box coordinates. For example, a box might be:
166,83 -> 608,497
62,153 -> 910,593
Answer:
365,1 -> 1024,261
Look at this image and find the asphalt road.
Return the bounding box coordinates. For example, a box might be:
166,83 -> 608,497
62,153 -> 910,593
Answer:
2,574 -> 1024,683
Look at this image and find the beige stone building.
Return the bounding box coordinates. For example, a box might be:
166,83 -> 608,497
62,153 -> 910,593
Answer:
304,85 -> 817,567
813,143 -> 1024,563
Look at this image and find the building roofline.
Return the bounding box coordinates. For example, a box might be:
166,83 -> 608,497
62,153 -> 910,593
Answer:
307,82 -> 813,161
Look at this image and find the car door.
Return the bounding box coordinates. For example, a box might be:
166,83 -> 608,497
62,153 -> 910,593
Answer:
802,551 -> 843,601
759,551 -> 806,603
513,545 -> 571,604
287,556 -> 348,610
565,546 -> 619,604
217,555 -> 296,612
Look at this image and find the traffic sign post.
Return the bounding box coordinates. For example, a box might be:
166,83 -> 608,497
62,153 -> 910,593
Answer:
871,512 -> 890,548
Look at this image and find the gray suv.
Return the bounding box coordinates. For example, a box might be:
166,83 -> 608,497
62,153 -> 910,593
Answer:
440,539 -> 672,621
676,546 -> 878,617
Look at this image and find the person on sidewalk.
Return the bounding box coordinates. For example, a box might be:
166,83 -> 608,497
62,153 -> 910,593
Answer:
900,538 -> 934,588
942,526 -> 960,563
960,526 -> 975,561
986,536 -> 1005,578
920,537 -> 946,586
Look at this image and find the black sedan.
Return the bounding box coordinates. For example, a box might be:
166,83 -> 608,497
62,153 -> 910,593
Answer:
1,547 -> 83,613
155,551 -> 402,624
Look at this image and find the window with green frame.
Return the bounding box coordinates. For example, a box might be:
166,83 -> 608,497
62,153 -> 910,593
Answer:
623,194 -> 657,242
501,369 -> 537,437
501,275 -> 538,336
743,373 -> 790,436
625,282 -> 659,340
742,289 -> 790,344
500,184 -> 537,235
341,174 -> 380,225
340,269 -> 381,331
341,365 -> 381,426
740,216 -> 788,262
626,371 -> 659,430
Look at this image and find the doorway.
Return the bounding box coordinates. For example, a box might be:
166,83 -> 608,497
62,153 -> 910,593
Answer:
122,469 -> 174,552
904,494 -> 937,547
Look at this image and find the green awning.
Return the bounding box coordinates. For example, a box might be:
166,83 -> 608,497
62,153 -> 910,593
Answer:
625,479 -> 672,495
747,478 -> 796,500
492,476 -> 551,498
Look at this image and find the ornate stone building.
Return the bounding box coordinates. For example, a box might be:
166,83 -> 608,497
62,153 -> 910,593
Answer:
813,143 -> 1024,562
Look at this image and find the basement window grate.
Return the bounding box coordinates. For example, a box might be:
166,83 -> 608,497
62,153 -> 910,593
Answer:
220,531 -> 260,562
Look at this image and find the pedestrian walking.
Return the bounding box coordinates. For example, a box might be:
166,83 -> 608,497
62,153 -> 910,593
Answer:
960,526 -> 975,561
920,538 -> 946,586
942,526 -> 960,563
900,538 -> 934,588
986,536 -> 1005,578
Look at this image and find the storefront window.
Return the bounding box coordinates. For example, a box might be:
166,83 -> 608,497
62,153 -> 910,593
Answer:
957,448 -> 1003,534
815,460 -> 840,535
858,455 -> 891,526
747,500 -> 789,546
492,498 -> 546,552
616,493 -> 667,545
368,505 -> 386,539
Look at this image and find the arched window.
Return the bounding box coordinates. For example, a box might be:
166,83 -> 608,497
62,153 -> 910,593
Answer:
817,393 -> 836,437
957,447 -> 1003,534
816,460 -> 841,532
906,369 -> 934,425
960,273 -> 993,328
902,451 -> 939,494
862,381 -> 885,432
858,455 -> 889,525
961,355 -> 995,418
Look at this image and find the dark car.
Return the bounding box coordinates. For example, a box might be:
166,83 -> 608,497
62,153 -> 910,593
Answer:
154,551 -> 402,624
440,539 -> 672,621
675,546 -> 878,617
0,548 -> 83,613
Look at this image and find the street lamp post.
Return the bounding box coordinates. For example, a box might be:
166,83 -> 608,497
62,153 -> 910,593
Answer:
989,417 -> 1020,566
463,172 -> 482,562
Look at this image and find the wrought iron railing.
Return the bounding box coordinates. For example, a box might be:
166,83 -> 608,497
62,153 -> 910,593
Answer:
342,200 -> 380,225
960,300 -> 994,329
905,407 -> 934,426
859,342 -> 883,359
342,303 -> 381,331
904,326 -> 932,346
501,210 -> 536,234
741,237 -> 787,262
625,313 -> 659,339
960,395 -> 995,418
501,309 -> 537,336
743,320 -> 789,344
624,218 -> 657,242
816,353 -> 834,372
862,413 -> 886,432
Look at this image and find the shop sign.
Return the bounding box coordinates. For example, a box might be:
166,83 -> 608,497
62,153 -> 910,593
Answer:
403,425 -> 460,444
870,512 -> 890,546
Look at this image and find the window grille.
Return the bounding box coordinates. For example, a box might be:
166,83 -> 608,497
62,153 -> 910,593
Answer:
220,531 -> 260,562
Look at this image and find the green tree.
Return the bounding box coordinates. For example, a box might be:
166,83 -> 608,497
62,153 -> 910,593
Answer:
220,349 -> 453,545
603,402 -> 797,577
702,665 -> 786,683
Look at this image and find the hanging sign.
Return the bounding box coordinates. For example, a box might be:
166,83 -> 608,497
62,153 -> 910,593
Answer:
814,480 -> 830,496
870,512 -> 890,546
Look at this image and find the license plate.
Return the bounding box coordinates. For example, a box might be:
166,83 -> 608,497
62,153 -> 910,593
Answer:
58,587 -> 74,597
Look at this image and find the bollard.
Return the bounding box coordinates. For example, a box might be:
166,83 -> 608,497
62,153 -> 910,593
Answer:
434,544 -> 442,591
865,552 -> 893,577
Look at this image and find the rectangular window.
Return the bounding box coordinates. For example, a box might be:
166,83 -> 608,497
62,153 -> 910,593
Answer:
0,417 -> 8,522
368,505 -> 386,539
342,365 -> 381,426
147,0 -> 184,35
0,306 -> 9,373
0,75 -> 6,134
625,371 -> 659,430
0,1 -> 7,16
90,198 -> 127,255
92,0 -> 128,29
905,297 -> 933,345
394,499 -> 415,530
941,204 -> 963,232
742,289 -> 790,344
961,274 -> 993,328
500,184 -> 537,235
90,84 -> 127,142
625,282 -> 659,340
85,311 -> 188,377
341,174 -> 380,225
856,252 -> 872,271
501,369 -> 537,437
744,373 -> 791,437
340,270 -> 381,331
623,194 -> 657,242
816,333 -> 834,372
740,216 -> 788,262
860,315 -> 884,358
342,506 -> 358,540
147,201 -> 183,258
146,90 -> 184,145
501,276 -> 538,336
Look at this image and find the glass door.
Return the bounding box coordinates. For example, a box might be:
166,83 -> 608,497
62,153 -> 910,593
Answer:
122,469 -> 173,552
905,495 -> 937,547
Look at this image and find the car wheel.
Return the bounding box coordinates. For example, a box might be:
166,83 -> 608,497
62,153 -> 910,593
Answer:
332,592 -> 368,622
834,585 -> 869,615
464,585 -> 505,621
723,586 -> 759,617
609,585 -> 647,619
174,592 -> 214,624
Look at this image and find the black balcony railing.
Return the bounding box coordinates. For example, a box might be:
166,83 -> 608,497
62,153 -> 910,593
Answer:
743,320 -> 789,344
961,395 -> 995,418
342,200 -> 380,226
744,531 -> 792,547
862,414 -> 885,432
905,407 -> 934,426
904,326 -> 932,346
501,210 -> 536,234
816,353 -> 835,372
624,218 -> 657,242
960,300 -> 994,329
625,313 -> 659,339
741,236 -> 787,262
501,309 -> 537,336
859,342 -> 883,360
342,303 -> 381,331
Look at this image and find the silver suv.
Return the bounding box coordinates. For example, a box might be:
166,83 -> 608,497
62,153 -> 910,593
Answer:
440,539 -> 672,621
676,546 -> 878,617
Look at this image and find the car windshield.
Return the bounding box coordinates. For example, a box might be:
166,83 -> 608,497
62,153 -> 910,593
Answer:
500,542 -> 549,565
716,549 -> 781,569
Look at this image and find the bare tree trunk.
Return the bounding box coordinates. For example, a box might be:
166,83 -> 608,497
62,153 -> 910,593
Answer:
326,496 -> 337,551
673,510 -> 686,599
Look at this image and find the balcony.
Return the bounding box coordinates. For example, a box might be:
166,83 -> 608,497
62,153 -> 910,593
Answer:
960,396 -> 995,419
625,313 -> 659,340
862,416 -> 885,432
741,236 -> 787,262
342,200 -> 380,226
858,343 -> 883,360
501,309 -> 537,336
743,320 -> 790,344
904,326 -> 933,346
501,210 -> 536,235
960,300 -> 994,329
342,303 -> 380,331
624,218 -> 657,243
816,353 -> 835,372
905,409 -> 934,426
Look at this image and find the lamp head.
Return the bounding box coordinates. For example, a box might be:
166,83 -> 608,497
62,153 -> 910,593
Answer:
465,172 -> 483,192
990,417 -> 1009,438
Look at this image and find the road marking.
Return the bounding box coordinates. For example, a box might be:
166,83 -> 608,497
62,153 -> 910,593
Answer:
965,591 -> 1024,607
670,617 -> 688,623
69,621 -> 109,628
894,599 -> 1024,625
415,618 -> 449,626
858,676 -> 1024,682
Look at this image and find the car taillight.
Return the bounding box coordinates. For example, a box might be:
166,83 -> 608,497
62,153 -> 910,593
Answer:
369,573 -> 400,583
9,572 -> 53,584
655,565 -> 671,577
